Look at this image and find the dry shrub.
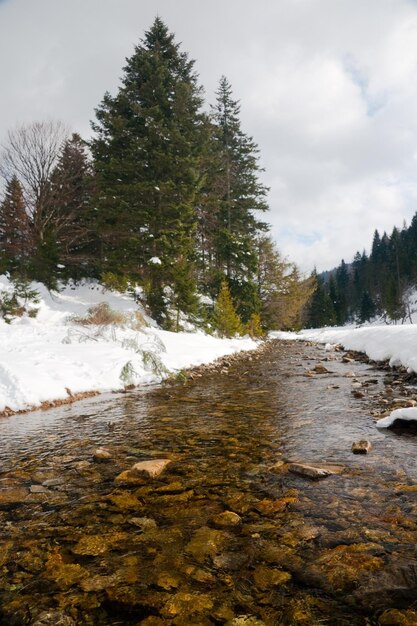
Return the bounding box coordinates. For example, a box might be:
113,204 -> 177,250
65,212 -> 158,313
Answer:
72,302 -> 127,327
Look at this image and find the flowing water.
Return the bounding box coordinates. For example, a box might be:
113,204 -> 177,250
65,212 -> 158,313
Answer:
1,340 -> 417,625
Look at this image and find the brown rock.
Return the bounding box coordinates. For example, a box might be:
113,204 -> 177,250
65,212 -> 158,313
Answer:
211,511 -> 242,528
351,440 -> 372,454
0,487 -> 28,507
186,527 -> 228,563
32,611 -> 76,626
287,462 -> 341,480
378,608 -> 417,625
93,447 -> 112,462
253,565 -> 291,590
117,459 -> 171,482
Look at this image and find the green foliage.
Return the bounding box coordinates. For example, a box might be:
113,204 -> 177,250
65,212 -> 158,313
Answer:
0,278 -> 40,322
119,360 -> 136,387
90,17 -> 205,321
212,280 -> 243,337
245,313 -> 264,338
257,236 -> 314,330
101,272 -> 130,293
196,77 -> 268,321
305,274 -> 336,328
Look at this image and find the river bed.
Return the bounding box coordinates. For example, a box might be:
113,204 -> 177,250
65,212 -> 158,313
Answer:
1,340 -> 417,625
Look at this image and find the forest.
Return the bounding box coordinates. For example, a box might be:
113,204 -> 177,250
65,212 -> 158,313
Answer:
0,17 -> 314,335
309,218 -> 417,327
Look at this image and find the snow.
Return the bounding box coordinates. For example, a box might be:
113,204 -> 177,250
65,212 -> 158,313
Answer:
272,324 -> 417,374
0,277 -> 256,414
376,407 -> 417,429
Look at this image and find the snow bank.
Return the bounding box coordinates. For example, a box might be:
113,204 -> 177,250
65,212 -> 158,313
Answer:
0,278 -> 257,414
376,407 -> 417,429
271,324 -> 417,373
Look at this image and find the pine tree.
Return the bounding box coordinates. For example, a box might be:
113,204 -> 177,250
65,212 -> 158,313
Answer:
305,273 -> 336,328
90,17 -> 205,323
201,76 -> 268,321
212,280 -> 242,337
49,133 -> 96,278
359,291 -> 376,323
0,176 -> 33,275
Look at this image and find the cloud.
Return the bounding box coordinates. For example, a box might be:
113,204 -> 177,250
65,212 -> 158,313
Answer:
1,0 -> 417,272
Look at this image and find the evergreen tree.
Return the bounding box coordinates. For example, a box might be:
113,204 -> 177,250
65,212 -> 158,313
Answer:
359,290 -> 376,323
0,176 -> 33,275
212,280 -> 242,337
48,133 -> 96,278
305,273 -> 336,328
201,76 -> 268,321
90,17 -> 205,323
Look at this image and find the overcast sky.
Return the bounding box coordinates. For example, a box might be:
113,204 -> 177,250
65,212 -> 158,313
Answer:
1,0 -> 417,272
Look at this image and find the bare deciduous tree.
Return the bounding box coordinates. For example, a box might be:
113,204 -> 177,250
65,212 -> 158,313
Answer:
0,120 -> 68,241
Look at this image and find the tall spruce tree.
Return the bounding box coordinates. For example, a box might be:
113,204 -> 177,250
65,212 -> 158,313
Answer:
202,76 -> 268,321
90,17 -> 205,323
48,133 -> 95,279
0,176 -> 33,275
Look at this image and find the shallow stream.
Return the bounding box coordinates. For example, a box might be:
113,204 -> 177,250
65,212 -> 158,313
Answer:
1,340 -> 417,625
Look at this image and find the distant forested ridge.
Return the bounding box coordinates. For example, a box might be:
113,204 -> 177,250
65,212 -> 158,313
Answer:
304,217 -> 417,327
0,17 -> 312,334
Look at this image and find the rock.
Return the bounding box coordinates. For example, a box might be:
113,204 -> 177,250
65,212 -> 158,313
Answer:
351,440 -> 372,454
225,616 -> 266,626
0,487 -> 28,507
186,527 -> 229,563
156,572 -> 181,590
93,447 -> 112,462
72,531 -> 129,556
161,591 -> 214,617
378,609 -> 417,625
108,491 -> 142,510
32,611 -> 76,626
30,484 -> 49,493
128,516 -> 157,531
253,565 -> 291,590
287,462 -> 341,480
184,565 -> 216,584
115,459 -> 171,483
211,511 -> 242,528
268,460 -> 285,472
313,364 -> 331,374
212,552 -> 249,571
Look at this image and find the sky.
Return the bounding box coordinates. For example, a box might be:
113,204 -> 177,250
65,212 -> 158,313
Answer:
1,0 -> 417,272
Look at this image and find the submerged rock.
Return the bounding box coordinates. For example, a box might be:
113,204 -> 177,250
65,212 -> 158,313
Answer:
287,463 -> 341,480
253,565 -> 291,590
378,608 -> 417,625
225,617 -> 266,626
211,511 -> 242,528
32,611 -> 75,626
115,458 -> 171,482
161,591 -> 214,617
186,526 -> 229,563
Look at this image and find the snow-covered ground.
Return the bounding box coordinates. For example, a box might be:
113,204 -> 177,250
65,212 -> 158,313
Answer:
272,324 -> 417,374
0,277 -> 257,414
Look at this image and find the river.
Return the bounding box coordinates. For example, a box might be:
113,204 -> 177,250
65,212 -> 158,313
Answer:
1,340 -> 417,625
